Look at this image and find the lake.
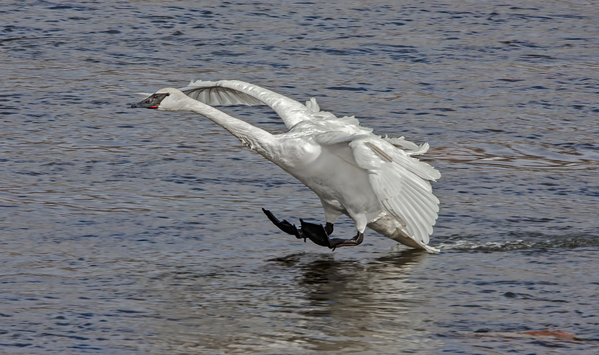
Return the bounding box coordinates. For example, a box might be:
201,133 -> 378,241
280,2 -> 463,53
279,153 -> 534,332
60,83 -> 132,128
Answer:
1,0 -> 598,353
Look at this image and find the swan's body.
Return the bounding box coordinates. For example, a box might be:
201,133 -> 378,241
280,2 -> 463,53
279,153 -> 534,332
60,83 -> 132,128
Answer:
132,80 -> 441,253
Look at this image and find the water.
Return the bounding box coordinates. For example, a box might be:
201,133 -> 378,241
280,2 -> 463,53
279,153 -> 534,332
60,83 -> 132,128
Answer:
1,0 -> 598,353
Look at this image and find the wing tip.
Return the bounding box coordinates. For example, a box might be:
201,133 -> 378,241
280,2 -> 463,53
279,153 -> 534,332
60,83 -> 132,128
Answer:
421,243 -> 440,254
305,97 -> 320,113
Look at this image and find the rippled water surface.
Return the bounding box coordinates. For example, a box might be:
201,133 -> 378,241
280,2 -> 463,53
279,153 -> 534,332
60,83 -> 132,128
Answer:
2,0 -> 599,353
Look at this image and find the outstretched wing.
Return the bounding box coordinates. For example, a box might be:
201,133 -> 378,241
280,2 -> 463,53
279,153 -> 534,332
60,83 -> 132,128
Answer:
350,137 -> 441,245
179,80 -> 311,129
179,80 -> 265,106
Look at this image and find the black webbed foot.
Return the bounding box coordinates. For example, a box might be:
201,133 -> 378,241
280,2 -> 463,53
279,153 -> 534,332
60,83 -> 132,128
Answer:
262,208 -> 364,251
262,208 -> 301,239
300,219 -> 331,248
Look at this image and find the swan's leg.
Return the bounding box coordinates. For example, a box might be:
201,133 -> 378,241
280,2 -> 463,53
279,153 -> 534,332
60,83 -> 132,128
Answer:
320,199 -> 341,235
325,222 -> 334,235
329,232 -> 364,251
328,214 -> 366,250
299,219 -> 363,251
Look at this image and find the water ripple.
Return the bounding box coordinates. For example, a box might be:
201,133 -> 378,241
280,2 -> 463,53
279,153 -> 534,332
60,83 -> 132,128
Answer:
1,0 -> 599,353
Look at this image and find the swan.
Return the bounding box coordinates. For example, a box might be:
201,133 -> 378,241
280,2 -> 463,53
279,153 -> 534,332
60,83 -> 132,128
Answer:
131,80 -> 441,253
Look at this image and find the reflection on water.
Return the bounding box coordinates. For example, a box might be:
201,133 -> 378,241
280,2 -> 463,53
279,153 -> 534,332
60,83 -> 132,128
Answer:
1,0 -> 599,353
270,251 -> 435,353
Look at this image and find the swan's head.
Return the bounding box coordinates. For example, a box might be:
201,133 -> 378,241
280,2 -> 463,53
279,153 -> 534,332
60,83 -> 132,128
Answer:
130,88 -> 189,111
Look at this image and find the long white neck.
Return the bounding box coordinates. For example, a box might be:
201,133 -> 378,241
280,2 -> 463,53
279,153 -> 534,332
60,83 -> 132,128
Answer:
179,96 -> 275,157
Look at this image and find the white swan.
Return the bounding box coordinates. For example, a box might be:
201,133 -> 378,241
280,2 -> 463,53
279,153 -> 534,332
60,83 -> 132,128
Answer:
131,80 -> 441,253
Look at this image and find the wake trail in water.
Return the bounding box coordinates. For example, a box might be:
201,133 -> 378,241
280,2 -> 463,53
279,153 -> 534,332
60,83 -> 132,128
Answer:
437,231 -> 599,252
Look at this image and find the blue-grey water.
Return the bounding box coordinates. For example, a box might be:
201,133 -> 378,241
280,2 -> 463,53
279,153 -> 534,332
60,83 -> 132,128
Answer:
1,1 -> 598,353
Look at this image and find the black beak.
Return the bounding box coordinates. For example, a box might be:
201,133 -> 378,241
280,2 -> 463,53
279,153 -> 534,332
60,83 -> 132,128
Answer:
130,92 -> 170,109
